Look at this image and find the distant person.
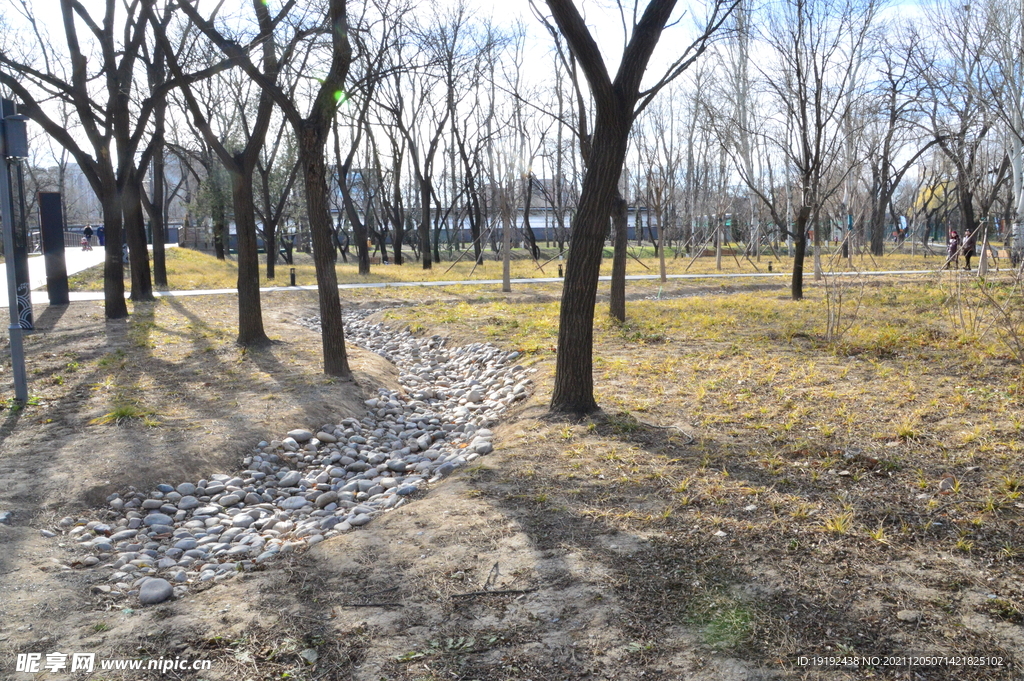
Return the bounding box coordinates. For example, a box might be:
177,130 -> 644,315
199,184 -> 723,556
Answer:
83,224 -> 94,246
96,225 -> 105,246
945,229 -> 960,270
962,228 -> 977,271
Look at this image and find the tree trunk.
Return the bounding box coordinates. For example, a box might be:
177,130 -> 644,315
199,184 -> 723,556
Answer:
121,177 -> 154,302
521,175 -> 541,259
266,229 -> 277,279
151,119 -> 167,287
792,205 -> 809,300
420,178 -> 432,269
300,126 -> 349,377
550,114 -> 630,414
231,173 -> 271,346
609,193 -> 627,322
100,180 -> 129,319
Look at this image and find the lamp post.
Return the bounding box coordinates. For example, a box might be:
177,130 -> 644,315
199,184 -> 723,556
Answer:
0,103 -> 29,404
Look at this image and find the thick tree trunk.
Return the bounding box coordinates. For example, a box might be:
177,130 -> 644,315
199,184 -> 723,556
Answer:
792,205 -> 810,300
420,178 -> 432,269
609,193 -> 628,322
550,116 -> 630,414
100,181 -> 129,319
300,127 -> 350,377
121,178 -> 154,302
231,173 -> 271,346
266,230 -> 277,280
151,130 -> 167,288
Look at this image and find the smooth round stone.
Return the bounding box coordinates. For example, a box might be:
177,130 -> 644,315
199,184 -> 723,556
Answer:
110,529 -> 138,542
279,497 -> 310,510
320,516 -> 346,531
315,491 -> 338,508
156,484 -> 175,493
316,431 -> 338,443
288,429 -> 313,443
156,558 -> 177,569
205,484 -> 226,496
174,539 -> 198,550
194,505 -> 221,516
231,515 -> 254,528
396,485 -> 418,496
386,460 -> 408,473
278,471 -> 302,487
177,496 -> 200,511
348,513 -> 371,527
138,578 -> 174,605
143,514 -> 174,527
219,494 -> 242,507
244,493 -> 262,505
473,441 -> 493,455
176,483 -> 197,496
141,499 -> 163,510
147,524 -> 175,535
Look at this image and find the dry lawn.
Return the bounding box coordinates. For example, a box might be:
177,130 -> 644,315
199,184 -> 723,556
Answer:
0,250 -> 1021,680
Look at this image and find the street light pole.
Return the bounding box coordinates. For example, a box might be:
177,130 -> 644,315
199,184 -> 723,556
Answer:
0,106 -> 29,404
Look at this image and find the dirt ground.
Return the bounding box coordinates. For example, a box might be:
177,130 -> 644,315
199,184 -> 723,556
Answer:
0,280 -> 1022,681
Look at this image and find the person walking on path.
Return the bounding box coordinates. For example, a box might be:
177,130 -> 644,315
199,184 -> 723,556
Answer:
96,225 -> 105,246
83,225 -> 94,247
962,227 -> 978,271
945,229 -> 960,269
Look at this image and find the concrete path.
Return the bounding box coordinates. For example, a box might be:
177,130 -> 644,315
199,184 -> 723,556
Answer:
0,246 -> 106,305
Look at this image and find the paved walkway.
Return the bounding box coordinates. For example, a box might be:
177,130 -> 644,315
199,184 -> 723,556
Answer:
0,247 -> 950,309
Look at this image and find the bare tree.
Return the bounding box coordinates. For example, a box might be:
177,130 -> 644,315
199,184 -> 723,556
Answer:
179,0 -> 353,375
540,0 -> 736,414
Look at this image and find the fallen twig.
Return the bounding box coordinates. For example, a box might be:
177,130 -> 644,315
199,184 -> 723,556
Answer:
450,588 -> 537,599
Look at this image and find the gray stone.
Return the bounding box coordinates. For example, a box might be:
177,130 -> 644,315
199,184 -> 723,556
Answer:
176,483 -> 197,496
0,511 -> 13,525
143,514 -> 174,527
279,496 -> 311,510
349,513 -> 372,527
315,491 -> 339,509
219,493 -> 242,507
396,485 -> 418,496
231,515 -> 255,528
278,470 -> 302,487
139,578 -> 174,605
177,496 -> 200,510
288,429 -> 313,443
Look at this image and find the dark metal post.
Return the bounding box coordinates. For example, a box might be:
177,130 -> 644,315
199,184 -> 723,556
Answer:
38,193 -> 69,305
1,100 -> 30,331
0,103 -> 30,403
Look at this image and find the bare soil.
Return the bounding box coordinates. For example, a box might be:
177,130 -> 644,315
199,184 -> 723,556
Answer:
0,281 -> 1021,681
